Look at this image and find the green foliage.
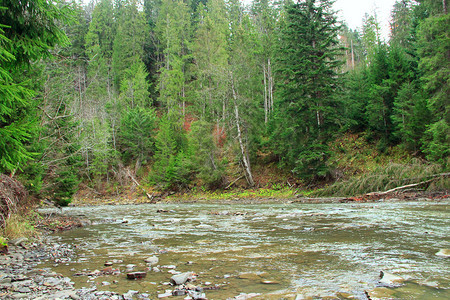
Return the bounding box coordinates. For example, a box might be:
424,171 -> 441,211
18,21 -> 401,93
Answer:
117,107 -> 157,164
85,0 -> 115,60
341,67 -> 370,131
150,116 -> 189,188
422,120 -> 450,168
416,13 -> 449,123
392,82 -> 431,151
188,121 -> 224,188
119,59 -> 151,108
112,0 -> 147,85
52,167 -> 81,206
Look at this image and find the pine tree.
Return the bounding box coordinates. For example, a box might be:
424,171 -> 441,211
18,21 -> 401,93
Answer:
272,0 -> 343,177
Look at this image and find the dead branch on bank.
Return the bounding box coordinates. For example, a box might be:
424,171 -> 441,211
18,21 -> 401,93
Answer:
0,174 -> 28,227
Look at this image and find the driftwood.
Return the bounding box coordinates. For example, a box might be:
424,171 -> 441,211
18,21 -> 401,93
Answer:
126,169 -> 154,201
365,173 -> 450,198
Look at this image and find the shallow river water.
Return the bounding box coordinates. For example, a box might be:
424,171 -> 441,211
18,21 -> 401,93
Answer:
41,200 -> 449,299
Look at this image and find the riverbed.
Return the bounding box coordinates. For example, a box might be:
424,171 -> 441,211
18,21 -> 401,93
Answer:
40,200 -> 449,299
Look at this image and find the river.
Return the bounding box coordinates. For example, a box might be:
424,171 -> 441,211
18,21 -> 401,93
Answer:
40,200 -> 449,299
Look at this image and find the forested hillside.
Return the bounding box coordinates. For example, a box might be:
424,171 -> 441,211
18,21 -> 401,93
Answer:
1,0 -> 448,205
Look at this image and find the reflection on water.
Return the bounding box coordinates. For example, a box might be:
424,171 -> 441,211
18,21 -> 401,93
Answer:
40,201 -> 449,299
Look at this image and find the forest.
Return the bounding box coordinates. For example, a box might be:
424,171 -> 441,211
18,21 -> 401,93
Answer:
1,0 -> 449,206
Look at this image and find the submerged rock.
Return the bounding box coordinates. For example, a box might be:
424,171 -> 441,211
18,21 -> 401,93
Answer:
435,249 -> 450,258
365,287 -> 396,299
229,293 -> 261,300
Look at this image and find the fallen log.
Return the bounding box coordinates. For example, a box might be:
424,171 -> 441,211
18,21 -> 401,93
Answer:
126,169 -> 154,201
365,173 -> 450,198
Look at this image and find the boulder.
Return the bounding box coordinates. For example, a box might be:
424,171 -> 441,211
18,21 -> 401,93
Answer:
170,272 -> 195,285
144,256 -> 159,265
435,249 -> 450,258
379,271 -> 404,287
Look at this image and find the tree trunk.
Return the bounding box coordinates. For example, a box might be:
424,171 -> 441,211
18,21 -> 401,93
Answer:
263,63 -> 268,123
268,58 -> 273,112
351,39 -> 355,69
230,72 -> 255,187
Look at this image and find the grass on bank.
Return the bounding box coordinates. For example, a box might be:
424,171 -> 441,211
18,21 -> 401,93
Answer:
167,186 -> 296,201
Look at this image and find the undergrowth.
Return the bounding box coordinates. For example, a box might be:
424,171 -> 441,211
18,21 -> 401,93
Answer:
0,213 -> 37,240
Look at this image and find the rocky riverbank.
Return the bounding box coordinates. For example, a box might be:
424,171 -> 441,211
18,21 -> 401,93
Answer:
0,225 -> 157,300
0,237 -> 79,299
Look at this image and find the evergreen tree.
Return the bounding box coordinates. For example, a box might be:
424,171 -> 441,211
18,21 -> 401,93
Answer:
272,0 -> 343,177
192,0 -> 229,121
117,107 -> 157,165
0,0 -> 73,173
188,120 -> 224,188
390,0 -> 415,48
155,0 -> 192,114
416,13 -> 449,165
361,12 -> 381,64
112,0 -> 148,86
151,116 -> 189,188
392,82 -> 430,151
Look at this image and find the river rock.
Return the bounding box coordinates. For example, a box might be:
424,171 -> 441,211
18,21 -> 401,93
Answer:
188,291 -> 206,300
43,277 -> 61,287
10,238 -> 28,246
171,272 -> 195,285
173,289 -> 187,296
127,272 -> 147,280
379,271 -> 404,287
158,290 -> 173,298
126,264 -> 136,271
123,290 -> 139,300
144,256 -> 159,265
231,293 -> 262,300
435,249 -> 450,258
16,287 -> 31,293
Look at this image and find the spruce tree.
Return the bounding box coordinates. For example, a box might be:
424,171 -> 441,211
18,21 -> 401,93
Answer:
272,0 -> 343,177
0,1 -> 73,173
